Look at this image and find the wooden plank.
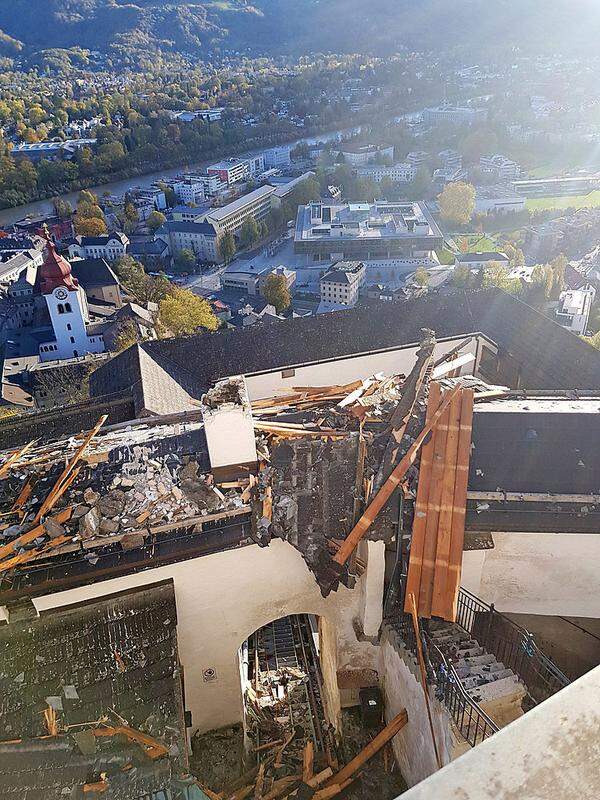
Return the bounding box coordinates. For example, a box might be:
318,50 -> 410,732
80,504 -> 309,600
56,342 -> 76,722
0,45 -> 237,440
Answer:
33,415 -> 107,524
11,479 -> 33,511
302,740 -> 314,782
444,388 -> 474,621
333,385 -> 462,566
403,382 -> 438,612
430,391 -> 463,619
0,506 -> 73,563
418,390 -> 449,618
0,439 -> 37,480
323,709 -> 408,787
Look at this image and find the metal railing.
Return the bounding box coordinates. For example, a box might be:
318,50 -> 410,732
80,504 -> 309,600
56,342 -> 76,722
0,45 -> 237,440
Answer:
396,614 -> 499,747
456,588 -> 570,704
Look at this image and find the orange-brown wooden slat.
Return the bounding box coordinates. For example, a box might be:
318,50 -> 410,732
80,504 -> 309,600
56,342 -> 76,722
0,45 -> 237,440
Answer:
430,391 -> 463,618
443,388 -> 474,621
418,393 -> 450,618
403,382 -> 438,610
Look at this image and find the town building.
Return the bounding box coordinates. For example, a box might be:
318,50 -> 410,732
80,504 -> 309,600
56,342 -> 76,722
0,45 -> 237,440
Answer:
423,105 -> 487,126
405,151 -> 430,167
199,185 -> 275,240
355,162 -> 417,183
207,155 -> 264,187
0,249 -> 44,286
455,252 -> 510,270
188,172 -> 228,197
513,174 -> 600,197
268,171 -> 316,207
154,220 -> 219,263
221,263 -> 296,296
337,143 -> 395,166
167,107 -> 225,122
555,286 -> 596,335
71,258 -> 123,308
294,200 -> 443,269
67,232 -> 130,262
319,260 -> 366,309
438,149 -> 463,170
474,186 -> 526,215
479,154 -> 521,181
132,186 -> 167,211
263,145 -> 292,169
10,138 -> 97,162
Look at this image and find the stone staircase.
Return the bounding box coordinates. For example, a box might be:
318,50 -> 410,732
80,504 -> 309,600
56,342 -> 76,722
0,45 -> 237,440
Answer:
428,620 -> 527,728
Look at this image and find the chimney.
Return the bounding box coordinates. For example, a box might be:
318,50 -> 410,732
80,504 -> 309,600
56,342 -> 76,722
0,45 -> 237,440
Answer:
202,376 -> 258,481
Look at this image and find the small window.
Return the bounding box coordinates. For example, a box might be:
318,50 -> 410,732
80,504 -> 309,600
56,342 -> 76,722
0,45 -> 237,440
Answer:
73,350 -> 79,357
70,336 -> 75,343
57,303 -> 64,314
66,323 -> 71,331
65,303 -> 72,313
281,368 -> 295,378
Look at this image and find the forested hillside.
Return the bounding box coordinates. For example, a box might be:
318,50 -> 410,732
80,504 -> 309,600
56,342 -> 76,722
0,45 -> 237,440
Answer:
0,0 -> 599,62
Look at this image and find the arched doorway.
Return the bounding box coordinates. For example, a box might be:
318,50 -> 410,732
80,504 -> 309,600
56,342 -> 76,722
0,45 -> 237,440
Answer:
239,614 -> 342,769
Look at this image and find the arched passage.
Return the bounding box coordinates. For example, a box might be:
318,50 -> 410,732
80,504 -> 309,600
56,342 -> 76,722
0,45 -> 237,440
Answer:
237,611 -> 343,767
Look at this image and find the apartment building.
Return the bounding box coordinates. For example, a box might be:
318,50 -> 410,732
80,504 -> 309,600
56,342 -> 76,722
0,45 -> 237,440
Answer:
201,185 -> 276,238
155,220 -> 219,263
208,155 -> 265,186
555,286 -> 596,335
263,146 -> 292,169
338,143 -> 395,166
356,162 -> 417,183
480,154 -> 521,181
319,260 -> 366,307
423,105 -> 487,126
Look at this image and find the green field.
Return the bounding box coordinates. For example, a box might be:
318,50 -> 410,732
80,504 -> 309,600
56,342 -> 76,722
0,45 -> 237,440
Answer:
455,234 -> 498,252
526,191 -> 600,211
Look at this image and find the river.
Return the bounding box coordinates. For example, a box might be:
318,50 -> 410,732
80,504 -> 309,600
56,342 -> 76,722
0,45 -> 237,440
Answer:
0,126 -> 360,228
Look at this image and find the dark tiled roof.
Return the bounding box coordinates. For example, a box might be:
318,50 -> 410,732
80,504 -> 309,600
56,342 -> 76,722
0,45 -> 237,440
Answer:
89,290 -> 600,402
0,582 -> 187,800
71,258 -> 119,288
469,400 -> 600,494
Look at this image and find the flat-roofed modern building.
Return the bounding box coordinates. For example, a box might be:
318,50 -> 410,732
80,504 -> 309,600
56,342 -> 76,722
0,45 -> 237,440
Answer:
356,162 -> 417,183
200,185 -> 275,239
294,200 -> 443,266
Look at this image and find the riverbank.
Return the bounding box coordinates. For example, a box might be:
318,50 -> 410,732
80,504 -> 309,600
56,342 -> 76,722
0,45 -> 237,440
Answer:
0,123 -> 361,227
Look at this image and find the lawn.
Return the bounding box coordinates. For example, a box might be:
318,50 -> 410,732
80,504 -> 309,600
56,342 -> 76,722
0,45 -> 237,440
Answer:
526,191 -> 600,211
455,234 -> 497,252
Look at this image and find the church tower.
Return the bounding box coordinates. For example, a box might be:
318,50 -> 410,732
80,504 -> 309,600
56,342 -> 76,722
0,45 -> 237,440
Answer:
38,231 -> 103,362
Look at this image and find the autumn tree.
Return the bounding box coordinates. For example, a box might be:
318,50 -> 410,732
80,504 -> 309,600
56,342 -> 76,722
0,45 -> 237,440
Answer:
114,320 -> 140,352
481,262 -> 521,294
158,287 -> 218,337
174,248 -> 196,273
413,266 -> 429,287
113,255 -> 171,304
438,182 -> 476,226
75,215 -> 107,236
147,210 -> 166,232
262,273 -> 291,313
452,264 -> 473,288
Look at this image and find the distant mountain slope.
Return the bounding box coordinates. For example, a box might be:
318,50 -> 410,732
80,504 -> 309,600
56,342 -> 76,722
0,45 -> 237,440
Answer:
0,0 -> 599,59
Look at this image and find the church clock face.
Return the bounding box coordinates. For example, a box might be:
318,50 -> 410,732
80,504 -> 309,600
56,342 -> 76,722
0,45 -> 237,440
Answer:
53,287 -> 68,301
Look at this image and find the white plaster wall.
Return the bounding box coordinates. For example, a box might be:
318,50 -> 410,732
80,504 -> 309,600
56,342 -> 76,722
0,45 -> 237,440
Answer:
31,539 -> 381,734
397,665 -> 600,800
245,338 -> 480,401
379,630 -> 453,787
462,532 -> 600,617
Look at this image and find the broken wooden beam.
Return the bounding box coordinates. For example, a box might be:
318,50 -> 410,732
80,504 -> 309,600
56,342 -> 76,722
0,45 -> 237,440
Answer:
0,439 -> 38,480
323,708 -> 408,788
333,385 -> 462,565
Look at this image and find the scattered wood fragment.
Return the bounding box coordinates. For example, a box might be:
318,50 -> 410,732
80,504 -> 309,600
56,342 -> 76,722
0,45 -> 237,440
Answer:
274,732 -> 295,767
0,506 -> 73,564
11,479 -> 33,512
33,415 -> 107,524
254,763 -> 265,800
254,739 -> 283,753
0,439 -> 38,480
92,724 -> 168,760
306,768 -> 333,788
302,740 -> 314,782
333,385 -> 462,566
324,709 -> 408,788
261,775 -> 299,800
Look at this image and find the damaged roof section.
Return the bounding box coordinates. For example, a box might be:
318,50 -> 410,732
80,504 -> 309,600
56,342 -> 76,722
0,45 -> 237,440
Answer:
0,582 -> 193,800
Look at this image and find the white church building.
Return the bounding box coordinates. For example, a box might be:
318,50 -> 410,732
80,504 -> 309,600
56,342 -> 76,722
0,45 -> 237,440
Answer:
37,235 -> 106,362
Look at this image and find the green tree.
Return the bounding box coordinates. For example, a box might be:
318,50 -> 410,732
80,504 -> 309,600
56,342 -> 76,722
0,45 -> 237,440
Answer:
159,287 -> 218,337
438,182 -> 476,226
174,248 -> 196,273
583,331 -> 600,350
52,196 -> 72,219
452,264 -> 473,288
219,232 -> 236,264
239,215 -> 260,248
147,210 -> 166,232
114,320 -> 140,352
548,254 -> 567,299
262,273 -> 291,313
113,255 -> 171,304
481,262 -> 522,294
